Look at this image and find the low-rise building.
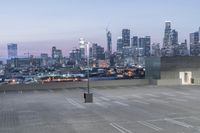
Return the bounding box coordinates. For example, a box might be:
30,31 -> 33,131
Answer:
146,56 -> 200,85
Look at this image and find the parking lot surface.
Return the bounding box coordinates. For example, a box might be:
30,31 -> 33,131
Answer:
1,85 -> 200,133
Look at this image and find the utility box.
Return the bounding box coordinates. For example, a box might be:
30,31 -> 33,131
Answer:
84,93 -> 93,103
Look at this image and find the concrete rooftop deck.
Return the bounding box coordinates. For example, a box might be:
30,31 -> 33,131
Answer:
1,85 -> 200,133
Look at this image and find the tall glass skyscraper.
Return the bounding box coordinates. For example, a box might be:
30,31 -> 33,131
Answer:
117,37 -> 123,52
7,43 -> 18,58
171,29 -> 178,46
106,31 -> 112,55
163,21 -> 171,48
79,38 -> 86,59
122,29 -> 130,47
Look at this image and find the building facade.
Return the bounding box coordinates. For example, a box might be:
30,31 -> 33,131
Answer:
190,32 -> 200,56
7,43 -> 18,58
122,29 -> 130,47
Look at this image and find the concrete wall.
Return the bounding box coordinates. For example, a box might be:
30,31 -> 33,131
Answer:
194,78 -> 200,85
0,79 -> 150,91
146,56 -> 200,85
157,79 -> 182,86
145,57 -> 161,79
161,56 -> 200,80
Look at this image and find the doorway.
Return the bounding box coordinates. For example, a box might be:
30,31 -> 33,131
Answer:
179,72 -> 192,85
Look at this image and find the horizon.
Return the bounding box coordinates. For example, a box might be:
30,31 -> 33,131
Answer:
1,0 -> 200,57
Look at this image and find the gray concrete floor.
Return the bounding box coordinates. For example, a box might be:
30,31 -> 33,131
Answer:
1,85 -> 200,133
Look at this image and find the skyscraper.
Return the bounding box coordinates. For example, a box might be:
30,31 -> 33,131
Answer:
52,46 -> 63,59
190,31 -> 200,56
171,29 -> 178,46
138,36 -> 151,57
7,43 -> 18,58
163,21 -> 171,48
117,37 -> 123,52
162,21 -> 178,56
144,36 -> 151,57
131,36 -> 138,47
92,43 -> 105,60
106,30 -> 112,55
79,38 -> 86,59
190,32 -> 199,45
122,29 -> 130,47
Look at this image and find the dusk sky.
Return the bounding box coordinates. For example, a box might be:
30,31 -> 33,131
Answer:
0,0 -> 200,57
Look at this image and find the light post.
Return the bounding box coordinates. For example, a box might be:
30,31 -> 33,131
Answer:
84,42 -> 93,103
86,42 -> 90,94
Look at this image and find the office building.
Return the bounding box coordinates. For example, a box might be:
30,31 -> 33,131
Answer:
138,36 -> 151,57
7,43 -> 18,58
131,36 -> 138,48
79,38 -> 86,59
117,37 -> 123,52
171,29 -> 178,46
92,43 -> 105,60
106,31 -> 112,55
190,31 -> 200,56
163,21 -> 171,48
152,43 -> 161,57
52,46 -> 63,59
122,29 -> 130,47
162,21 -> 179,56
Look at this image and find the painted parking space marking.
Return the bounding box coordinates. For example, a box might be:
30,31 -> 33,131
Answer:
145,94 -> 160,98
164,118 -> 193,128
99,96 -> 110,101
149,98 -> 169,104
168,97 -> 188,102
66,98 -> 85,109
138,121 -> 163,131
175,91 -> 191,96
161,92 -> 176,97
113,101 -> 129,107
133,100 -> 149,104
110,123 -> 133,133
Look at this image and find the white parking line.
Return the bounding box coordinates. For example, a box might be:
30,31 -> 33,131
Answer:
94,97 -> 109,107
133,100 -> 149,104
175,91 -> 190,96
146,116 -> 193,122
66,98 -> 85,109
168,97 -> 188,102
145,94 -> 160,98
164,118 -> 193,128
110,123 -> 133,133
183,95 -> 197,100
4,91 -> 6,95
95,97 -> 103,102
99,96 -> 110,101
161,92 -> 176,97
113,101 -> 129,107
95,102 -> 106,107
138,121 -> 163,131
18,91 -> 22,94
149,98 -> 169,104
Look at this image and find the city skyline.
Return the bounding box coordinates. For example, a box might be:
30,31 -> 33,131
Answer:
1,0 -> 200,57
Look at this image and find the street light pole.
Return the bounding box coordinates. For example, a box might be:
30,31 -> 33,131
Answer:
84,42 -> 93,103
87,42 -> 90,94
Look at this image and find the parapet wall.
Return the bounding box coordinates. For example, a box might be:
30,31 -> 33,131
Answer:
0,79 -> 150,91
